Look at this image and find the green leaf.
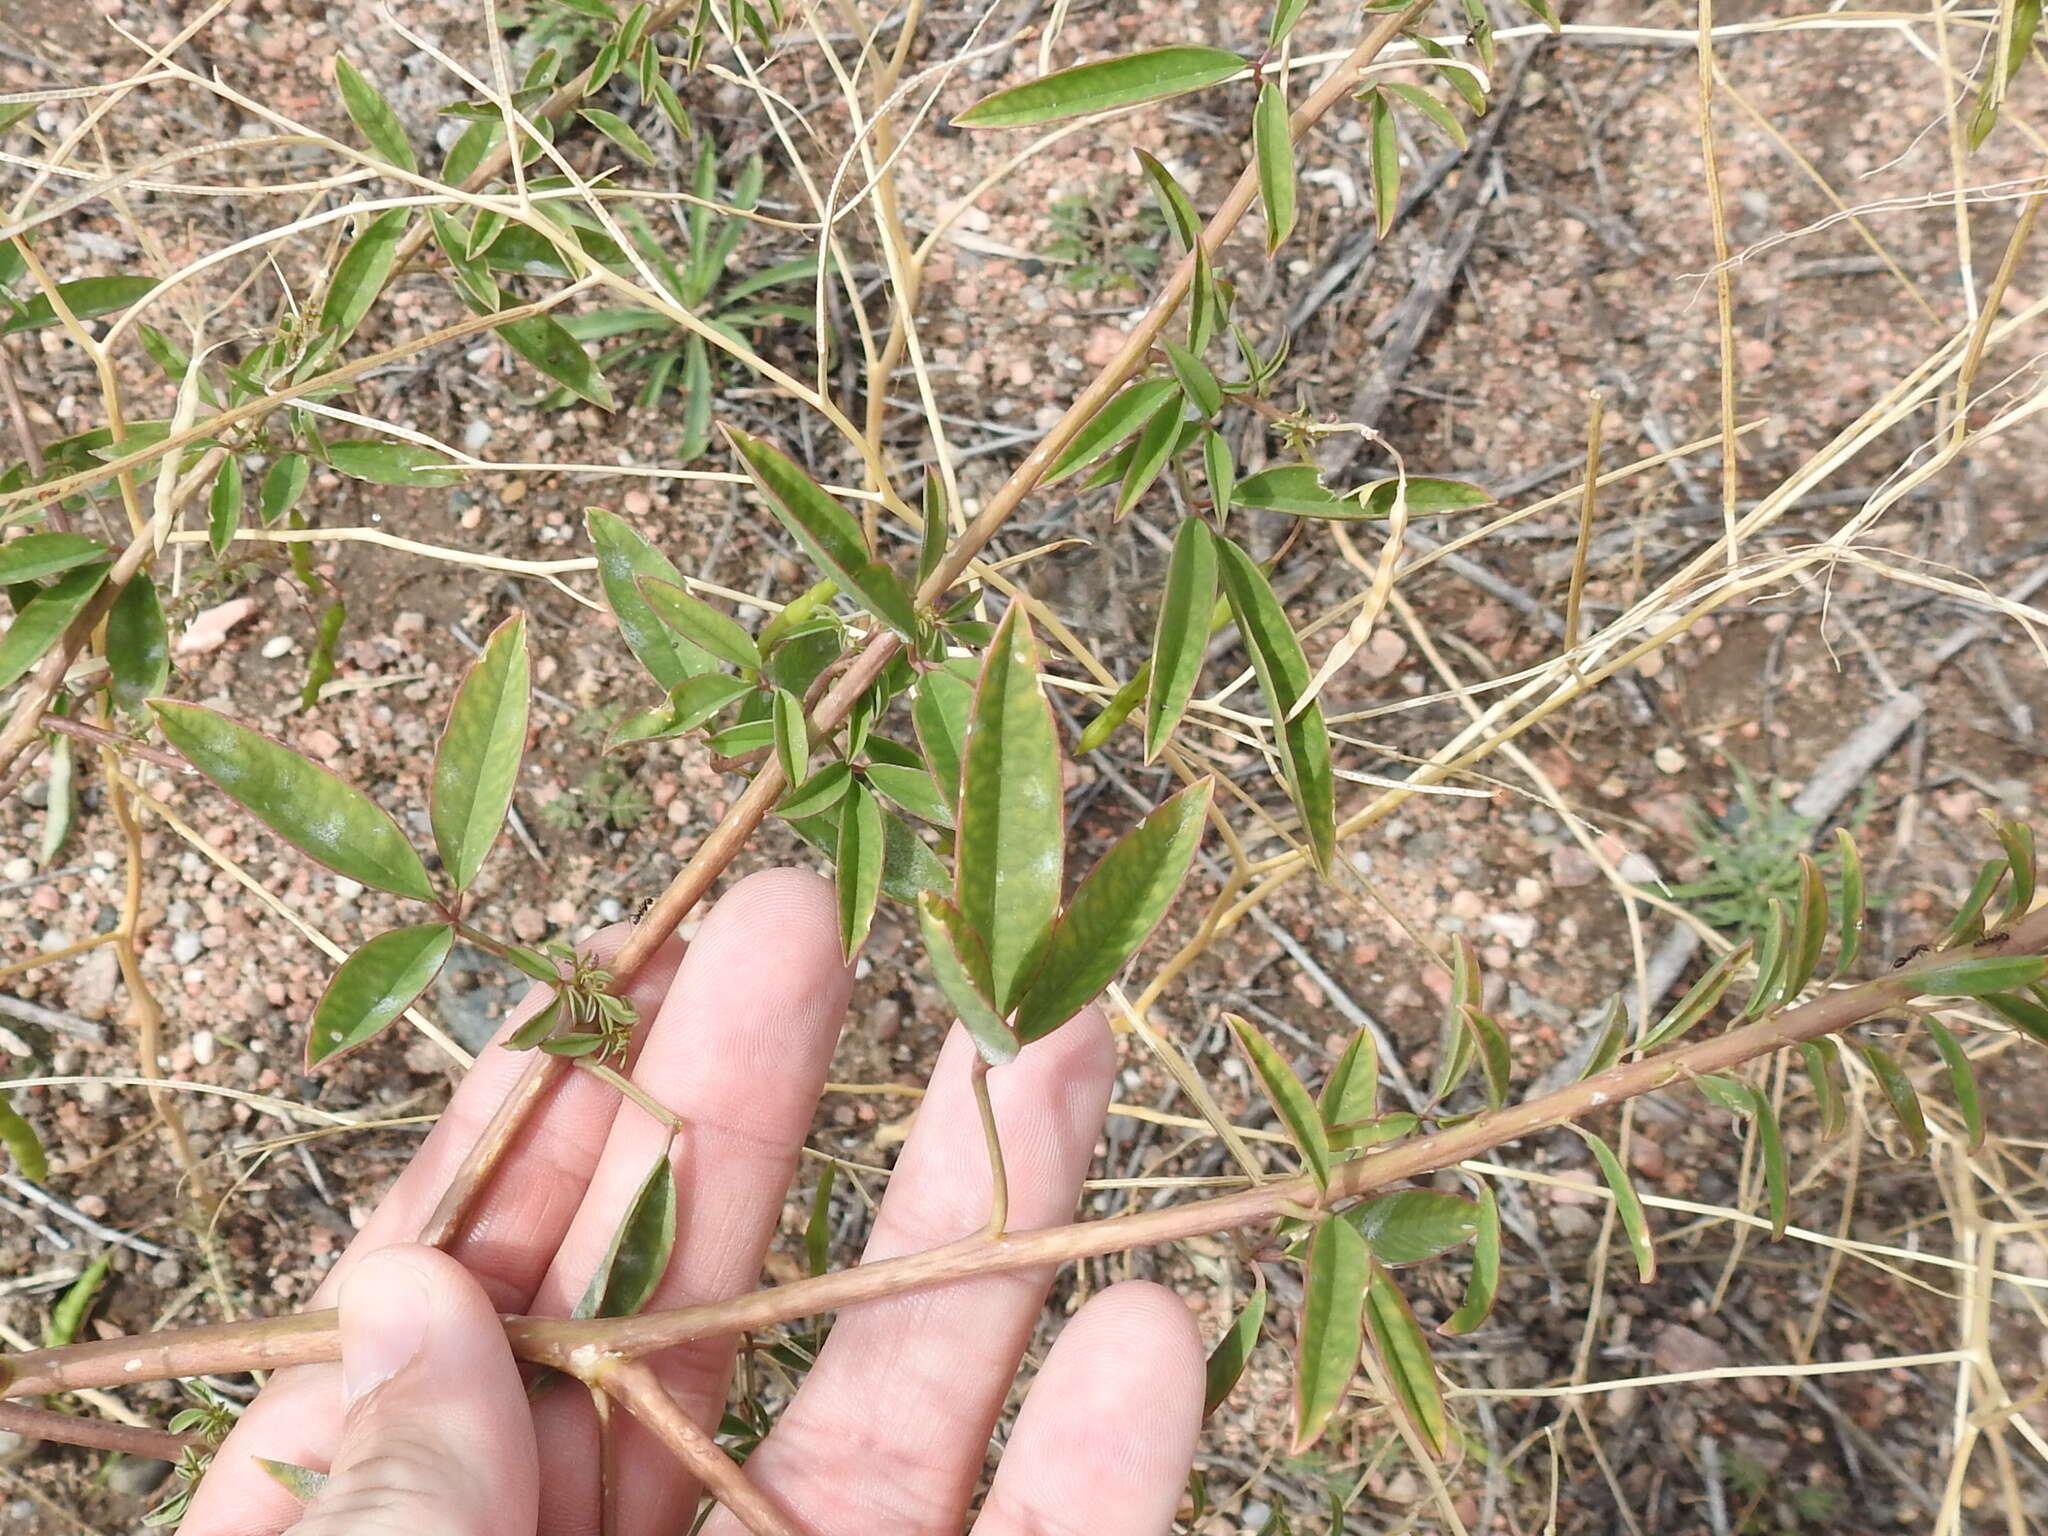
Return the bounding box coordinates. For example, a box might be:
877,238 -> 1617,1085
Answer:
1994,816 -> 2036,926
1580,995 -> 1628,1079
1011,779 -> 1212,1042
1799,1038 -> 1847,1140
863,761 -> 953,827
1439,1182 -> 1500,1335
1232,465 -> 1492,520
1162,339 -> 1222,419
772,685 -> 808,787
151,700 -> 436,901
836,781 -> 884,959
1383,82 -> 1468,149
0,1093 -> 47,1183
1749,1085 -> 1789,1240
1329,1112 -> 1418,1152
334,56 -> 417,173
954,605 -> 1063,1012
1460,1005 -> 1511,1109
1576,1127 -> 1654,1281
1135,149 -> 1201,250
581,106 -> 657,165
912,664 -> 974,811
430,612 -> 529,892
497,309 -> 616,410
588,508 -> 717,690
0,276 -> 156,335
1347,1189 -> 1478,1265
1203,427 -> 1235,522
1858,1041 -> 1928,1157
955,46 -> 1245,128
1320,1026 -> 1378,1130
1910,953 -> 2048,998
575,1150 -> 678,1317
1696,1072 -> 1754,1118
1431,935 -> 1482,1101
306,923 -> 455,1066
1268,0 -> 1313,44
259,453 -> 312,525
106,572 -> 170,715
504,992 -> 564,1051
1293,1216 -> 1369,1452
326,438 -> 463,487
1925,1017 -> 1984,1152
1045,377 -> 1179,485
45,1252 -> 111,1347
1214,535 -> 1334,875
1364,1268 -> 1452,1459
1986,988 -> 2048,1045
1635,940 -> 1752,1056
207,453 -> 244,556
1942,857 -> 2007,946
1077,665 -> 1146,756
1741,898 -> 1791,1018
917,890 -> 1019,1065
319,208 -> 410,343
255,1460 -> 330,1505
1368,89 -> 1399,236
1203,1277 -> 1267,1417
780,761 -> 853,819
1784,853 -> 1829,996
1116,399 -> 1184,518
0,564 -> 108,692
1831,828 -> 1864,978
0,533 -> 108,585
638,576 -> 761,672
1227,1011 -> 1330,1188
1254,81 -> 1297,252
805,1163 -> 836,1276
724,428 -> 918,638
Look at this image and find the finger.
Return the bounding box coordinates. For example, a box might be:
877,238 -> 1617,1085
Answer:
182,924 -> 684,1536
522,869 -> 852,1536
973,1282 -> 1204,1536
705,1010 -> 1115,1535
293,1245 -> 540,1536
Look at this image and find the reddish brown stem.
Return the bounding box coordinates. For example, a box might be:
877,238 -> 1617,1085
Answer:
0,1398 -> 196,1461
596,1359 -> 803,1536
12,915 -> 2039,1402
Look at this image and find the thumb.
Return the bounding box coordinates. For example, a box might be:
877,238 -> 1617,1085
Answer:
292,1245 -> 538,1536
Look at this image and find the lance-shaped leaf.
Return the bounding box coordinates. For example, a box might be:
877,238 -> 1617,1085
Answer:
1461,1005 -> 1511,1109
334,56 -> 416,173
496,307 -> 616,410
780,762 -> 852,821
1,276 -> 156,335
917,890 -> 1019,1065
912,662 -> 975,808
306,923 -> 455,1066
1635,940 -> 1752,1056
1787,853 -> 1829,996
805,1163 -> 836,1277
1135,149 -> 1201,249
1576,1127 -> 1654,1281
1009,776 -> 1212,1041
1744,1084 -> 1790,1240
1924,1017 -> 1984,1152
1078,665 -> 1146,755
1214,535 -> 1334,874
1227,1012 -> 1329,1188
503,992 -> 564,1052
588,508 -> 717,689
260,453 -> 311,525
582,106 -> 657,165
1346,1190 -> 1478,1265
864,761 -> 953,827
1146,517 -> 1216,762
1115,398 -> 1184,519
1740,898 -> 1790,1019
638,576 -> 759,673
836,780 -> 884,959
1364,1268 -> 1452,1459
1440,1181 -> 1500,1336
1943,857 -> 2007,946
772,686 -> 808,789
1830,826 -> 1865,976
1254,81 -> 1296,252
1320,1026 -> 1378,1129
1383,82 -> 1468,149
955,46 -> 1245,128
326,439 -> 462,487
151,701 -> 436,901
1203,427 -> 1235,521
1367,89 -> 1400,235
1580,994 -> 1628,1080
0,533 -> 107,584
1162,340 -> 1221,420
319,209 -> 410,343
1857,1041 -> 1927,1157
1911,953 -> 2048,998
1430,936 -> 1482,1101
256,1460 -> 330,1505
1799,1038 -> 1847,1140
575,1149 -> 678,1317
0,563 -> 108,691
725,428 -> 918,638
430,612 -> 530,892
45,1252 -> 110,1346
1994,816 -> 2036,927
1986,989 -> 2048,1045
0,1093 -> 47,1182
954,605 -> 1063,1012
1293,1216 -> 1369,1452
1330,1112 -> 1419,1152
1203,1277 -> 1267,1417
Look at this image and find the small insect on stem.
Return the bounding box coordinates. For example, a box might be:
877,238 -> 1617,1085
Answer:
1890,942 -> 1934,969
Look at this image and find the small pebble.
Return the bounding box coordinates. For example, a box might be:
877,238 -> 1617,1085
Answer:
171,930 -> 204,964
260,634 -> 295,660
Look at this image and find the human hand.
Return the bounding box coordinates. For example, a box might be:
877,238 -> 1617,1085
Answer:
182,869 -> 1205,1535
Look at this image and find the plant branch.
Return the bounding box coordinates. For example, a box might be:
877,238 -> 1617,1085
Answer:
594,1358 -> 803,1536
10,915 -> 2040,1401
0,1398 -> 197,1461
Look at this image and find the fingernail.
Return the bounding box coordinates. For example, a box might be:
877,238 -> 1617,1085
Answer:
341,1250 -> 432,1409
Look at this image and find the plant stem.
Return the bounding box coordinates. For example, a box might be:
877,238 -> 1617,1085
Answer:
574,1058 -> 685,1132
594,1358 -> 802,1536
970,1055 -> 1008,1240
0,1399 -> 195,1461
10,916 -> 2039,1407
